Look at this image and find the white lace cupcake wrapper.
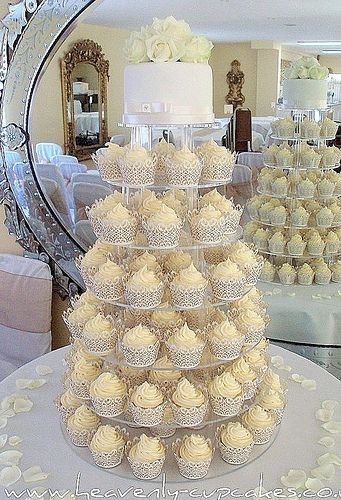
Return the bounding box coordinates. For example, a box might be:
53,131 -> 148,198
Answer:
278,273 -> 296,285
55,399 -> 77,425
169,283 -> 207,309
200,160 -> 234,182
248,425 -> 276,445
242,379 -> 259,400
125,283 -> 164,309
217,439 -> 254,465
171,401 -> 208,427
166,341 -> 206,369
62,310 -> 84,339
189,218 -> 225,244
67,427 -> 97,447
90,395 -> 127,418
165,160 -> 202,187
270,406 -> 286,425
75,258 -> 96,288
90,277 -> 125,302
210,276 -> 248,301
298,274 -> 314,285
82,334 -> 117,355
126,454 -> 165,480
120,341 -> 160,367
142,221 -> 182,249
208,335 -> 245,361
90,446 -> 125,468
209,394 -> 243,417
69,379 -> 92,400
93,152 -> 122,182
325,242 -> 340,254
150,423 -> 176,438
268,243 -> 285,254
128,402 -> 166,427
172,439 -> 213,479
99,220 -> 139,245
287,243 -> 306,256
119,158 -> 156,186
316,217 -> 333,228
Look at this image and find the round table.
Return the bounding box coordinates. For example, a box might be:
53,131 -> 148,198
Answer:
0,346 -> 340,499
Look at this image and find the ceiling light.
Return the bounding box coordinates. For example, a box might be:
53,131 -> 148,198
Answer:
297,41 -> 341,46
322,49 -> 341,54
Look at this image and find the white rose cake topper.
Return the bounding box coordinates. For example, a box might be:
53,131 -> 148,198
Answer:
283,57 -> 330,109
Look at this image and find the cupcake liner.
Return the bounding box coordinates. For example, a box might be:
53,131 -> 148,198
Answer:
209,394 -> 243,417
269,214 -> 287,226
126,438 -> 166,479
297,186 -> 315,198
287,242 -> 306,256
90,394 -> 127,418
165,158 -> 202,187
332,272 -> 341,283
55,396 -> 78,426
244,259 -> 264,287
316,216 -> 333,228
125,282 -> 164,309
216,427 -> 254,465
172,439 -> 213,479
247,424 -> 276,445
224,207 -> 243,233
169,282 -> 207,309
90,276 -> 125,302
62,369 -> 72,390
166,339 -> 206,369
242,379 -> 259,400
150,425 -> 176,439
307,243 -> 325,256
128,401 -> 166,427
208,335 -> 245,361
318,185 -> 335,197
171,400 -> 208,427
82,331 -> 117,356
325,242 -> 339,254
119,157 -> 156,187
189,213 -> 225,244
268,242 -> 285,255
67,426 -> 97,447
200,155 -> 235,182
92,152 -> 122,182
210,276 -> 248,301
278,272 -> 296,285
69,379 -> 92,400
142,220 -> 182,248
99,218 -> 139,245
90,445 -> 125,468
62,308 -> 84,340
270,406 -> 286,425
75,256 -> 97,288
297,274 -> 314,286
120,340 -> 160,367
315,274 -> 331,285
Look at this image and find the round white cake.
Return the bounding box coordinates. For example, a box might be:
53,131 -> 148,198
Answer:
282,79 -> 328,110
122,62 -> 214,125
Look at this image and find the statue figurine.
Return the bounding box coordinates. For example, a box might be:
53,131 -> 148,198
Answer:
225,59 -> 245,110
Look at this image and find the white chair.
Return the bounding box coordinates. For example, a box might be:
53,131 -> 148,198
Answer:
69,171 -> 110,188
58,163 -> 87,183
40,177 -> 73,227
0,253 -> 52,380
36,143 -> 63,163
74,220 -> 97,248
72,182 -> 112,223
4,151 -> 22,168
50,154 -> 79,166
237,152 -> 264,169
110,135 -> 126,146
35,163 -> 74,217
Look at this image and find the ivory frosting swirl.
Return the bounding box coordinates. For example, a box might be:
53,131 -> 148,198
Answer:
67,405 -> 100,431
122,324 -> 157,348
130,252 -> 159,272
235,310 -> 265,331
153,138 -> 175,156
179,434 -> 212,462
212,319 -> 241,340
83,314 -> 114,338
263,370 -> 283,392
90,425 -> 125,453
148,203 -> 180,225
243,405 -> 275,429
124,146 -> 149,163
139,191 -> 163,217
96,261 -> 124,280
149,356 -> 182,384
74,291 -> 102,309
151,305 -> 182,327
168,323 -> 203,348
229,242 -> 257,268
220,422 -> 253,448
165,251 -> 193,272
71,358 -> 102,382
212,259 -> 243,280
68,304 -> 98,325
81,248 -> 107,268
90,372 -> 127,399
130,382 -> 164,409
209,372 -> 242,399
105,203 -> 134,223
229,358 -> 257,383
197,204 -> 223,221
259,389 -> 285,410
173,263 -> 207,286
128,265 -> 161,287
200,188 -> 224,206
71,341 -> 103,366
172,378 -> 205,408
60,389 -> 82,409
172,145 -> 198,165
129,434 -> 165,463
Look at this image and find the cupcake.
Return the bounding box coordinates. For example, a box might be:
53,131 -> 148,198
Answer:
253,228 -> 269,251
67,405 -> 100,447
307,233 -> 325,256
262,369 -> 284,393
199,140 -> 235,181
150,404 -> 176,439
162,189 -> 187,218
56,388 -> 83,425
94,143 -> 124,181
149,356 -> 182,388
331,260 -> 341,282
258,202 -> 273,223
125,266 -> 164,309
190,204 -> 225,243
143,203 -> 182,248
150,305 -> 183,332
90,372 -> 128,417
164,250 -> 193,273
217,422 -> 254,465
117,366 -> 147,387
209,371 -> 243,417
318,178 -> 336,197
243,222 -> 261,245
165,146 -> 202,186
171,378 -> 207,427
82,313 -> 116,355
102,204 -> 138,245
63,304 -> 98,339
170,263 -> 208,309
247,197 -> 264,219
263,145 -> 278,165
316,207 -> 334,228
129,251 -> 160,273
242,405 -> 276,444
70,358 -> 102,400
75,247 -> 109,287
228,241 -> 258,271
228,357 -> 258,400
127,433 -> 166,479
297,179 -> 315,198
325,231 -> 340,254
243,347 -> 268,376
233,309 -> 267,344
89,425 -> 128,468
272,177 -> 289,197
259,389 -> 286,425
300,149 -> 321,169
129,382 -> 165,426
172,434 -> 213,479
297,263 -> 314,285
275,149 -> 293,168
210,259 -> 245,301
72,290 -> 103,311
268,232 -> 286,255
272,118 -> 295,139
137,190 -> 163,218
277,263 -> 296,285
208,318 -> 244,361
153,138 -> 176,182
287,234 -> 306,256
315,262 -> 332,285
258,172 -> 273,194
119,146 -> 156,186
66,340 -> 103,369
121,324 -> 159,367
166,322 -> 205,368
269,206 -> 287,226
260,261 -> 276,282
320,118 -> 338,138
291,207 -> 309,227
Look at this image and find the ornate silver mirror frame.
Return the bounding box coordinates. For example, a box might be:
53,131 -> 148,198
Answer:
0,0 -> 100,296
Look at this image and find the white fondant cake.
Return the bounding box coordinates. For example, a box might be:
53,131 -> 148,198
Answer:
282,79 -> 328,110
122,62 -> 214,125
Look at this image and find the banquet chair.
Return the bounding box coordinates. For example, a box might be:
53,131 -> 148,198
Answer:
35,163 -> 74,213
110,135 -> 126,146
40,177 -> 73,227
0,253 -> 52,380
72,182 -> 112,222
69,171 -> 110,188
36,143 -> 63,163
4,150 -> 22,169
226,163 -> 253,209
58,163 -> 87,183
50,154 -> 79,166
74,220 -> 97,248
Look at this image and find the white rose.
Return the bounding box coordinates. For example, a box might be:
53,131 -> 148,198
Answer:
296,66 -> 309,79
301,56 -> 319,68
180,36 -> 214,63
146,34 -> 185,62
309,65 -> 329,80
151,16 -> 192,42
285,66 -> 299,79
124,31 -> 148,64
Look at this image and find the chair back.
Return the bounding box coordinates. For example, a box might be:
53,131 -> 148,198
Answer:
51,154 -> 79,166
74,220 -> 97,248
70,171 -> 109,188
4,151 -> 22,169
59,163 -> 87,182
40,177 -> 73,227
225,163 -> 253,209
35,163 -> 74,216
110,135 -> 126,146
72,182 -> 112,222
36,143 -> 63,163
234,108 -> 252,153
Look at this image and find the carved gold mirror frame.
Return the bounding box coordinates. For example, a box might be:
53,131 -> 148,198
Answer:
61,38 -> 109,160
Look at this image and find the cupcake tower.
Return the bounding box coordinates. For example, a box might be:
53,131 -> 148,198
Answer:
246,107 -> 341,286
58,120 -> 285,480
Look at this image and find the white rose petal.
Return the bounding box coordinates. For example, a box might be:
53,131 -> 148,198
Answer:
16,378 -> 46,390
23,466 -> 49,483
291,374 -> 305,383
318,437 -> 335,448
282,365 -> 292,372
151,16 -> 192,42
317,452 -> 341,467
0,409 -> 15,419
311,463 -> 335,480
305,477 -> 324,492
271,355 -> 284,368
13,397 -> 33,414
0,435 -> 8,449
35,365 -> 53,376
0,418 -> 7,430
301,379 -> 316,391
280,469 -> 307,488
124,31 -> 149,64
8,436 -> 22,447
146,34 -> 185,63
1,394 -> 18,411
272,288 -> 282,295
180,36 -> 213,63
322,421 -> 341,434
0,450 -> 23,466
322,400 -> 339,411
0,466 -> 21,487
286,292 -> 296,297
315,408 -> 334,422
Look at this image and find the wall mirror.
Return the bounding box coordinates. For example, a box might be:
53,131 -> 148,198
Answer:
61,39 -> 109,160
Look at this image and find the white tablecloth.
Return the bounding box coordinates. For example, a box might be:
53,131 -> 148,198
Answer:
0,346 -> 340,498
75,112 -> 99,135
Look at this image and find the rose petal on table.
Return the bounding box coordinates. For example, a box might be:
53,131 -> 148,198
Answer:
0,435 -> 7,449
291,374 -> 305,383
305,477 -> 324,492
282,364 -> 292,372
272,288 -> 282,295
322,421 -> 341,434
286,292 -> 296,297
8,436 -> 22,447
0,409 -> 15,419
322,400 -> 340,411
0,465 -> 21,487
0,450 -> 23,466
0,418 -> 7,430
271,355 -> 284,368
16,378 -> 47,390
280,469 -> 307,488
317,452 -> 341,467
23,465 -> 49,483
13,397 -> 33,414
318,437 -> 335,448
35,365 -> 53,376
301,379 -> 317,391
315,408 -> 334,422
1,394 -> 19,411
311,463 -> 335,480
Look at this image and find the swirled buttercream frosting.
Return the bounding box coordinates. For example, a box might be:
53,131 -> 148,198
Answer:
172,378 -> 205,408
130,382 -> 164,409
173,263 -> 207,287
229,357 -> 257,383
259,389 -> 285,410
128,265 -> 161,287
90,425 -> 125,452
149,356 -> 182,384
129,433 -> 165,463
220,422 -> 253,448
263,369 -> 282,392
212,319 -> 240,340
209,371 -> 242,399
130,252 -> 159,272
90,372 -> 127,399
68,304 -> 98,324
151,304 -> 182,327
179,434 -> 212,462
122,324 -> 157,348
81,248 -> 107,268
67,405 -> 100,431
148,203 -> 180,225
83,314 -> 114,339
165,251 -> 193,272
71,358 -> 102,382
168,323 -> 203,348
60,389 -> 82,409
212,259 -> 243,280
243,405 -> 275,429
96,260 -> 124,280
105,203 -> 134,223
